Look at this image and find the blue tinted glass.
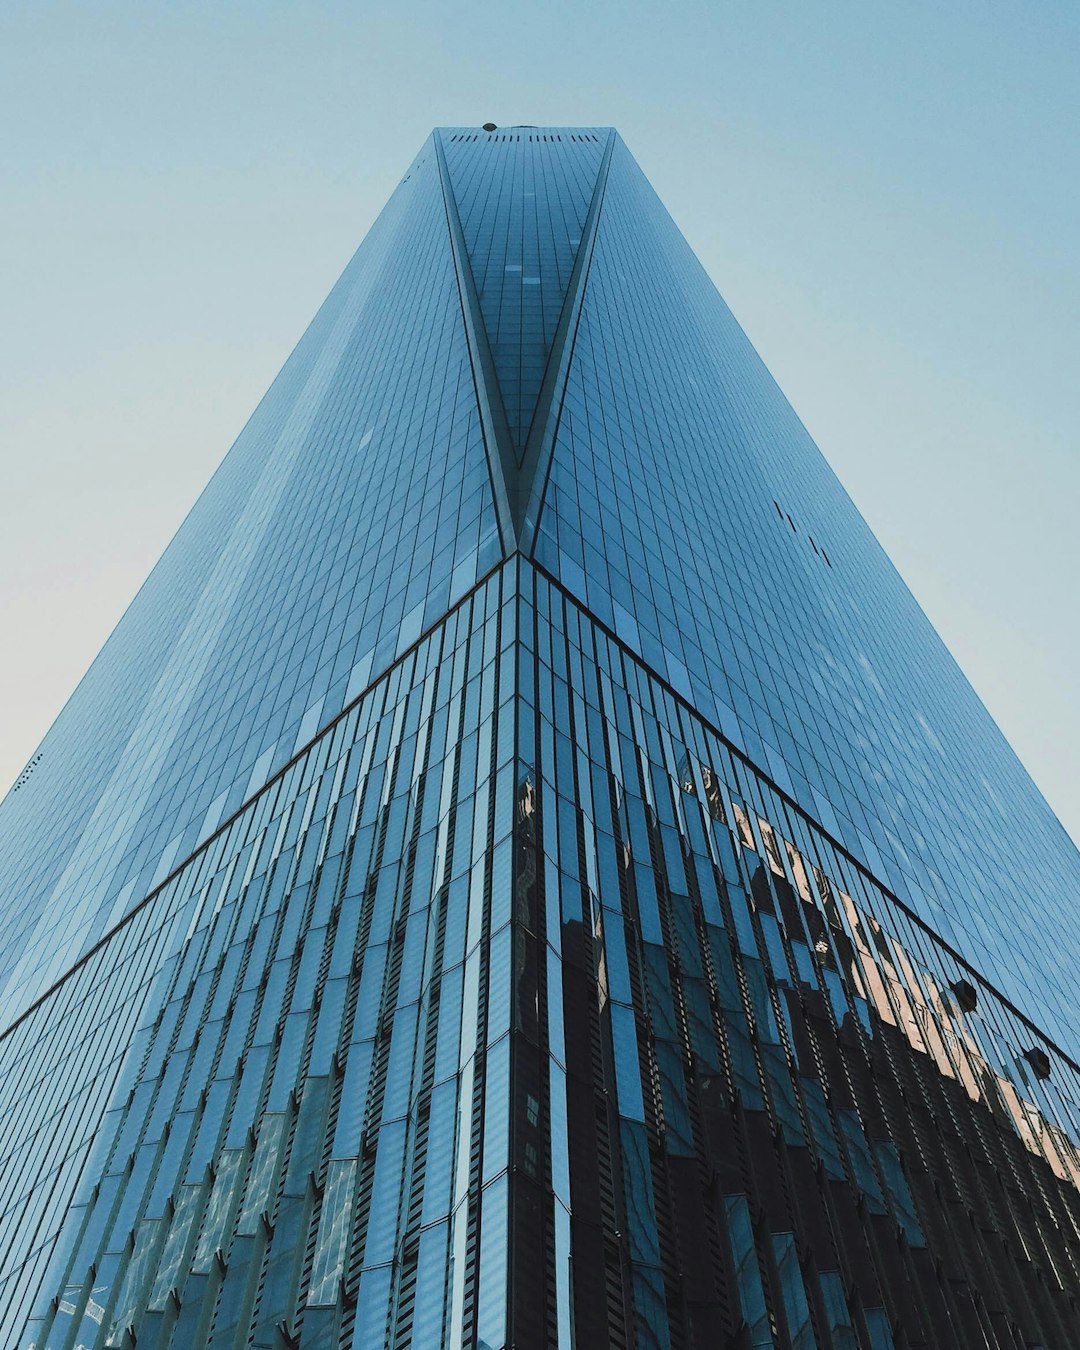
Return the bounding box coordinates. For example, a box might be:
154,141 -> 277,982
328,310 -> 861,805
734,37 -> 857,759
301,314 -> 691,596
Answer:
0,133 -> 498,1027
441,129 -> 605,451
536,136 -> 1080,1052
3,127 -> 1079,1350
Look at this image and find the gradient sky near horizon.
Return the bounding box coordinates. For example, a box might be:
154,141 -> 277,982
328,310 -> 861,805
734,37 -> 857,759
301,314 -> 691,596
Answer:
1,1 -> 1077,844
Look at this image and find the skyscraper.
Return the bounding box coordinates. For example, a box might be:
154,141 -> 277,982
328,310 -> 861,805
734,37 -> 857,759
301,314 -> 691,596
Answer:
3,125 -> 1078,1347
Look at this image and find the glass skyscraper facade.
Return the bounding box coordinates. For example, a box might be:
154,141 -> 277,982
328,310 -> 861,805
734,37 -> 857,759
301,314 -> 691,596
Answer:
2,127 -> 1078,1349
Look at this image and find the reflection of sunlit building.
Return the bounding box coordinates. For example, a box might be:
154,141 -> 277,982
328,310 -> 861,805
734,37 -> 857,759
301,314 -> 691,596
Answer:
2,127 -> 1078,1348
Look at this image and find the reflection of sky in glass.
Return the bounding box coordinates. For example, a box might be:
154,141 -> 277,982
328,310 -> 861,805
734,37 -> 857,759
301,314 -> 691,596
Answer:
2,123 -> 1079,1347
0,135 -> 499,1026
1,121 -> 1077,1066
534,135 -> 1080,1054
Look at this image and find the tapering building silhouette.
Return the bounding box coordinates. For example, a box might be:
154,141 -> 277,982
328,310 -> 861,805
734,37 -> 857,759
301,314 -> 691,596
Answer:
3,128 -> 1079,1349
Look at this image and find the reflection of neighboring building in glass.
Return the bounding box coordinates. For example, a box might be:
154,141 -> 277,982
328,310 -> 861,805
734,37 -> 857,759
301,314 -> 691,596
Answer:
2,127 -> 1079,1348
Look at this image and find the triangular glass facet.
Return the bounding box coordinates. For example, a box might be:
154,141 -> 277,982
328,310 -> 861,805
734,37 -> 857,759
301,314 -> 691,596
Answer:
440,129 -> 607,456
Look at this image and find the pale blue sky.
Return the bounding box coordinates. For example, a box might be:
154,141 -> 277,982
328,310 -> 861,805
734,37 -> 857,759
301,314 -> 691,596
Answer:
1,1 -> 1077,841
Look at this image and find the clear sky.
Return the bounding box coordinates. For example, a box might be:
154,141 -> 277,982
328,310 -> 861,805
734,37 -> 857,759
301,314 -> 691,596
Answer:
1,1 -> 1077,843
